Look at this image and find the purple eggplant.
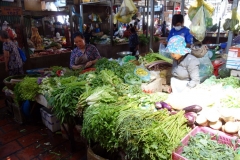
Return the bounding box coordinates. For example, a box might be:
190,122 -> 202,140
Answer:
183,105 -> 202,113
160,101 -> 172,111
184,112 -> 197,126
155,102 -> 162,110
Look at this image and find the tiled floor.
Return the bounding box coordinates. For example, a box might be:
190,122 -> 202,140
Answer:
0,96 -> 87,160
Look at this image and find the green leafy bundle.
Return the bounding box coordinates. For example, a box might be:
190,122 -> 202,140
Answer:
95,58 -> 120,74
39,77 -> 56,98
182,132 -> 239,160
203,76 -> 240,88
116,109 -> 190,160
14,77 -> 40,102
139,53 -> 173,64
50,81 -> 86,123
82,102 -> 138,151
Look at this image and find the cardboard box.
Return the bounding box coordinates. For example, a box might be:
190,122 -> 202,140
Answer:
230,70 -> 240,79
40,108 -> 60,132
24,0 -> 43,11
226,48 -> 240,70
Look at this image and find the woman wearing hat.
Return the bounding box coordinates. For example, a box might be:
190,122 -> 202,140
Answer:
166,35 -> 200,93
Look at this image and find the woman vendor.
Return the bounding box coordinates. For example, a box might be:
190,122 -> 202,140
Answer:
167,14 -> 193,47
70,32 -> 101,70
166,35 -> 200,93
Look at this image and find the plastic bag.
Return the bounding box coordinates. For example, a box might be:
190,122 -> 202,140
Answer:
115,0 -> 137,23
188,0 -> 214,21
198,54 -> 213,83
218,64 -> 230,78
159,43 -> 172,59
134,66 -> 151,82
190,6 -> 206,42
119,0 -> 130,16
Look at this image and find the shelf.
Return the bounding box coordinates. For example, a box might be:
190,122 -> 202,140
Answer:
23,10 -> 70,17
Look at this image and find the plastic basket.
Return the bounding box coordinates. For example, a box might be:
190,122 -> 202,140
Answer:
172,127 -> 240,160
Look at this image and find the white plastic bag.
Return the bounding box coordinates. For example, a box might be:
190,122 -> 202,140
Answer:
190,6 -> 206,42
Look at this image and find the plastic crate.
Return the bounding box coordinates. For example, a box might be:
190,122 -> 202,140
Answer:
40,108 -> 60,132
172,127 -> 240,160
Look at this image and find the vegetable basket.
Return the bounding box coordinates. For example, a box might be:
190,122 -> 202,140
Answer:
172,126 -> 240,160
145,60 -> 172,71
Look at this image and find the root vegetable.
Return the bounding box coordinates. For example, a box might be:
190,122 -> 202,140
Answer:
209,120 -> 222,130
206,111 -> 220,123
225,122 -> 239,134
196,115 -> 207,125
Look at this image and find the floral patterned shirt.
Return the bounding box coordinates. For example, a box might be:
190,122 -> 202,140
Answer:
70,44 -> 101,68
3,41 -> 23,69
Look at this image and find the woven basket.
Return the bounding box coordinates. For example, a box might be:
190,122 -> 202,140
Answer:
145,60 -> 172,71
87,146 -> 108,160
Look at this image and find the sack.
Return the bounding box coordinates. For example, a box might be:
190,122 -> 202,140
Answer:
191,43 -> 208,58
198,54 -> 213,83
189,6 -> 206,42
18,48 -> 27,62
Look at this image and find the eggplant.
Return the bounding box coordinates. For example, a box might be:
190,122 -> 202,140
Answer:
183,105 -> 202,113
170,110 -> 178,115
155,102 -> 162,109
184,112 -> 197,125
160,101 -> 172,111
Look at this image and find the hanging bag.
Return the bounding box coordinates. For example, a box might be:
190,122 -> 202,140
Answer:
191,42 -> 208,58
18,48 -> 27,63
119,0 -> 130,16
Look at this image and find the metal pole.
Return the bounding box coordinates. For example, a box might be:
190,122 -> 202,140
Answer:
216,18 -> 221,44
149,0 -> 154,50
142,7 -> 145,31
146,0 -> 149,37
110,0 -> 113,45
181,0 -> 185,15
80,4 -> 84,25
69,5 -> 74,48
171,2 -> 176,29
226,0 -> 238,53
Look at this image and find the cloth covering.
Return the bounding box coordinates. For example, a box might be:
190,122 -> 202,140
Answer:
166,35 -> 191,55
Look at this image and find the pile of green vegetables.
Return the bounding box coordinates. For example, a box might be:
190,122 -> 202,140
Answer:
139,53 -> 173,64
203,76 -> 240,88
14,77 -> 40,103
181,132 -> 240,160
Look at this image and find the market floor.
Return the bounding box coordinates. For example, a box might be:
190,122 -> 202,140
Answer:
0,95 -> 87,160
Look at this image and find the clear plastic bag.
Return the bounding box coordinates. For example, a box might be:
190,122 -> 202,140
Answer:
189,6 -> 206,42
198,54 -> 213,83
159,43 -> 172,59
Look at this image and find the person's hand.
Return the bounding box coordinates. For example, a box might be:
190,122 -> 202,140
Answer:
85,61 -> 93,68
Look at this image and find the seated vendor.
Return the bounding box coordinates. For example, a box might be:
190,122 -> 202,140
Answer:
70,32 -> 101,70
166,35 -> 200,93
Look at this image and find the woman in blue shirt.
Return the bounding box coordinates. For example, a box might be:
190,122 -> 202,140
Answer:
167,14 -> 193,47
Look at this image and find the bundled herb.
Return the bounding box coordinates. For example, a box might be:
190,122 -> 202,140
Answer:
116,109 -> 189,160
49,81 -> 86,123
139,53 -> 173,64
181,132 -> 239,160
14,77 -> 40,102
39,77 -> 56,98
203,76 -> 240,88
82,102 -> 138,151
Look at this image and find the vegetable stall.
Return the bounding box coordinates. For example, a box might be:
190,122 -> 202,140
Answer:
3,51 -> 240,159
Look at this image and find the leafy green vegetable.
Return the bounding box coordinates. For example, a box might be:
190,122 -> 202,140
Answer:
124,73 -> 142,85
203,76 -> 240,88
139,53 -> 173,64
122,55 -> 136,63
49,81 -> 86,123
181,132 -> 239,160
116,109 -> 190,160
14,77 -> 40,102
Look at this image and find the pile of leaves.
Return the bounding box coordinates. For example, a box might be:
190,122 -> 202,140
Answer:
14,77 -> 40,103
181,132 -> 240,160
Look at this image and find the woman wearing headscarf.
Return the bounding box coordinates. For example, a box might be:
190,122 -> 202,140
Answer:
0,31 -> 23,76
166,35 -> 200,93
